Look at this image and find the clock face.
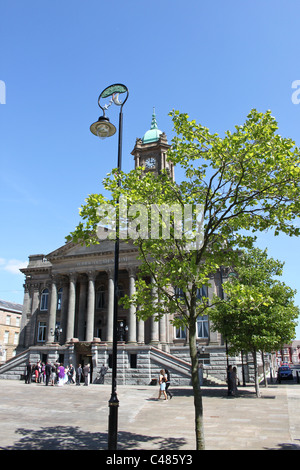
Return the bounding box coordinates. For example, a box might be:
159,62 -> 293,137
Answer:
145,157 -> 156,169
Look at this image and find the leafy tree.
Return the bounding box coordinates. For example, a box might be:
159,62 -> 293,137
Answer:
209,248 -> 299,397
68,109 -> 300,449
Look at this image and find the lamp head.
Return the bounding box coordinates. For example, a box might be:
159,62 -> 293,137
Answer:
90,115 -> 116,139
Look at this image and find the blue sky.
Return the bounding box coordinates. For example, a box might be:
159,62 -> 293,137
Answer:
1,1 -> 300,337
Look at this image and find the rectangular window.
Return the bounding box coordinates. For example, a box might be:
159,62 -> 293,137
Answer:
57,288 -> 63,310
6,315 -> 11,325
130,353 -> 137,368
4,331 -> 9,343
174,287 -> 184,298
197,315 -> 209,338
108,354 -> 113,369
14,332 -> 19,345
37,322 -> 47,342
175,326 -> 186,339
196,285 -> 208,299
16,316 -> 20,327
96,287 -> 105,309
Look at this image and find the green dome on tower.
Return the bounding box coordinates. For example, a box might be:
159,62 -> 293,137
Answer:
142,108 -> 162,144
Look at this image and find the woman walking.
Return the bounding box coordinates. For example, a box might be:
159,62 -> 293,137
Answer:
158,369 -> 168,400
57,364 -> 65,386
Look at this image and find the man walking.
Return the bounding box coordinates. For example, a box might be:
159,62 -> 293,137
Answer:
76,364 -> 82,386
99,364 -> 108,384
83,363 -> 90,386
45,362 -> 52,386
25,361 -> 32,384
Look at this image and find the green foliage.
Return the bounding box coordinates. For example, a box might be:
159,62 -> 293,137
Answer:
68,108 -> 300,332
209,248 -> 299,354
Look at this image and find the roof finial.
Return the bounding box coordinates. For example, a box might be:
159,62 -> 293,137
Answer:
142,107 -> 162,143
150,107 -> 158,130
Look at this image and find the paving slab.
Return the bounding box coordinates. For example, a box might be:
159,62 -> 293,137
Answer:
0,379 -> 299,451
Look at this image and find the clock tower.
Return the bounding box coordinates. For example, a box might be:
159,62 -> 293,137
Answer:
131,109 -> 174,181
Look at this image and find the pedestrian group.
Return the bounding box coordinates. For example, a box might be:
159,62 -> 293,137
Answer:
25,360 -> 173,397
24,360 -> 102,387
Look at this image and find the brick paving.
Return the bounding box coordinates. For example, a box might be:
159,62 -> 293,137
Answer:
0,379 -> 299,450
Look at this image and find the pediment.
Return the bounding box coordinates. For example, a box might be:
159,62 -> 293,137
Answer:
46,235 -> 137,262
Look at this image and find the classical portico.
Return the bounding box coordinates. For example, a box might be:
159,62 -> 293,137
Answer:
19,237 -> 173,350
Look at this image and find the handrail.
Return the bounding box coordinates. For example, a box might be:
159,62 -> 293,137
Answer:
150,346 -> 191,367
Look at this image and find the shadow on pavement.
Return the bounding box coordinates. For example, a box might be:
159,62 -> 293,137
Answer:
265,441 -> 300,450
0,425 -> 187,450
170,386 -> 257,399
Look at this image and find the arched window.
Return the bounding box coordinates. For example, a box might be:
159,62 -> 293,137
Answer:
40,288 -> 49,311
96,285 -> 105,309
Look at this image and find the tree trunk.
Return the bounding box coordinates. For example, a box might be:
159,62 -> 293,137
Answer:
189,318 -> 205,450
261,351 -> 268,388
253,349 -> 261,397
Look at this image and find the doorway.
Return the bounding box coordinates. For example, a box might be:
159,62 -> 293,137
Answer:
75,342 -> 93,383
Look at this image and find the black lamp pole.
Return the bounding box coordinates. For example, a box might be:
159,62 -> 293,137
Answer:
90,84 -> 129,450
108,100 -> 124,450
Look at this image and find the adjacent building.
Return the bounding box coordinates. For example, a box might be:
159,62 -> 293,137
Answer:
0,300 -> 22,364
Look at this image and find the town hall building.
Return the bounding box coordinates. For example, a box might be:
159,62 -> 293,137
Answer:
0,111 -> 231,385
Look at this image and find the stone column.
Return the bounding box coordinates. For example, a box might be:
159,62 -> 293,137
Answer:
159,315 -> 167,345
66,273 -> 77,342
19,283 -> 32,348
47,276 -> 57,343
150,279 -> 159,344
60,279 -> 69,344
127,267 -> 137,343
77,276 -> 87,341
86,271 -> 96,342
137,317 -> 145,344
28,284 -> 39,346
106,269 -> 114,342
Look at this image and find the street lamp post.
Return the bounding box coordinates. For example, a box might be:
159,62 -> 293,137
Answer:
90,84 -> 129,450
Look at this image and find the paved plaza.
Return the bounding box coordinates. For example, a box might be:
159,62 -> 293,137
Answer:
0,379 -> 300,451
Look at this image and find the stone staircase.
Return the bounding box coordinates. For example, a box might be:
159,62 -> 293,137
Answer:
149,346 -> 192,385
0,349 -> 30,380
